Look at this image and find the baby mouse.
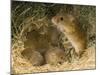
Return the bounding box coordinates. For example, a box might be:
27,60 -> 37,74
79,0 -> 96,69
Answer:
45,47 -> 66,65
21,48 -> 44,66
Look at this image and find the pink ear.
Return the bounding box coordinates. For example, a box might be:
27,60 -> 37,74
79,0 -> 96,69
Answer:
68,15 -> 75,22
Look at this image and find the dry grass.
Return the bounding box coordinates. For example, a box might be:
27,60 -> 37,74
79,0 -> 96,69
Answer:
11,1 -> 96,74
12,44 -> 95,74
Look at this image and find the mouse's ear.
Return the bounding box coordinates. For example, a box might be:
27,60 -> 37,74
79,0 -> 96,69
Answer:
68,15 -> 79,25
59,9 -> 64,13
59,8 -> 67,15
68,14 -> 76,22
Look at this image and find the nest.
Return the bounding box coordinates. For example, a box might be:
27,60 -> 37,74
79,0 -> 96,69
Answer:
11,1 -> 96,74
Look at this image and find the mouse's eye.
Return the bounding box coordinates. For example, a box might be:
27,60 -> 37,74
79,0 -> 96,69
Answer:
60,17 -> 63,21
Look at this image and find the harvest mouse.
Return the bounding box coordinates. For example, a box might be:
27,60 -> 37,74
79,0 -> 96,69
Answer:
52,13 -> 87,57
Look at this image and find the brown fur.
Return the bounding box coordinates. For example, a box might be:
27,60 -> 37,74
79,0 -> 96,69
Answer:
52,13 -> 87,56
45,47 -> 66,64
21,48 -> 44,66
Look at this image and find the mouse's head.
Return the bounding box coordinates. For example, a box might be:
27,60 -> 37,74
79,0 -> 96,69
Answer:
52,14 -> 78,33
52,14 -> 76,26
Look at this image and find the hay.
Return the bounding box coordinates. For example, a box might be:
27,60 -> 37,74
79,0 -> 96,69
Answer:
11,1 -> 96,74
12,45 -> 95,74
